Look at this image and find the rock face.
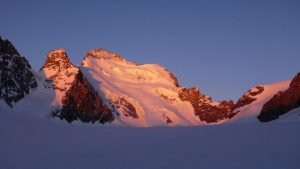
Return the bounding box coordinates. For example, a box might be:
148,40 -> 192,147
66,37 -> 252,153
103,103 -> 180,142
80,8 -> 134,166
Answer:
41,48 -> 114,123
112,97 -> 138,119
52,70 -> 114,123
41,48 -> 79,110
258,73 -> 300,122
0,36 -> 37,107
234,86 -> 264,110
41,49 -> 78,93
179,87 -> 235,123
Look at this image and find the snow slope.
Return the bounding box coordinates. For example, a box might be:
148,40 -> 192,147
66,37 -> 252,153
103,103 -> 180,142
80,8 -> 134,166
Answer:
231,80 -> 291,122
81,49 -> 200,126
1,112 -> 300,169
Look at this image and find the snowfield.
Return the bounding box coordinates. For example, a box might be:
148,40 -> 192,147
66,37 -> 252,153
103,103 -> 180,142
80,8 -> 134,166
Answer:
1,110 -> 300,169
81,49 -> 202,126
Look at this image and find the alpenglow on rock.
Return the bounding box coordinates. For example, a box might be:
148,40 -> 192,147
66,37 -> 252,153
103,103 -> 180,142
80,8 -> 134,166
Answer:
1,37 -> 300,126
53,70 -> 114,123
41,48 -> 114,124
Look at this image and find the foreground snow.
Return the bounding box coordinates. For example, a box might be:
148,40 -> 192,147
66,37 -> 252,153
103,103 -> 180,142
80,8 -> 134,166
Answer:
1,112 -> 299,169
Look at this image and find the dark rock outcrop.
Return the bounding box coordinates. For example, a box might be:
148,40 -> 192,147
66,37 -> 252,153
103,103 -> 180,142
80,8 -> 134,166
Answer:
179,87 -> 235,123
52,70 -> 114,123
113,97 -> 139,119
0,36 -> 37,107
258,73 -> 300,122
166,116 -> 173,124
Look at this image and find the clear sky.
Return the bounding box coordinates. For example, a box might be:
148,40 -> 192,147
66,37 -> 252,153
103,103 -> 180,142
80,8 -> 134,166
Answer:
1,0 -> 299,101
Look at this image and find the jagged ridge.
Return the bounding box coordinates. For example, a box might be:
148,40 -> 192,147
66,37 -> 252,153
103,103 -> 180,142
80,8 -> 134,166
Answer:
1,36 -> 299,125
179,87 -> 235,123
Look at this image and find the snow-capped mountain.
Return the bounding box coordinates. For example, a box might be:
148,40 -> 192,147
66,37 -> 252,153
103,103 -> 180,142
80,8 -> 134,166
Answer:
80,48 -> 236,126
1,37 -> 299,126
40,48 -> 114,123
81,48 -> 197,126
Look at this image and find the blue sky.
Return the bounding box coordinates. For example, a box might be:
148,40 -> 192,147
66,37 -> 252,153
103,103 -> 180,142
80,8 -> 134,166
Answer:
1,0 -> 299,101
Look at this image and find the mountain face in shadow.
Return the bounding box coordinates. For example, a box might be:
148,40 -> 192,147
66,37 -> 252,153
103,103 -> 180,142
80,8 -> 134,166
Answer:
0,36 -> 37,107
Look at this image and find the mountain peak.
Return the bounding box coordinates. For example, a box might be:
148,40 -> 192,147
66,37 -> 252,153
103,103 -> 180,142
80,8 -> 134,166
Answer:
46,48 -> 69,61
81,48 -> 138,66
40,48 -> 79,105
0,37 -> 37,107
42,48 -> 73,70
49,48 -> 67,55
85,48 -> 120,59
85,48 -> 125,60
0,36 -> 20,57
